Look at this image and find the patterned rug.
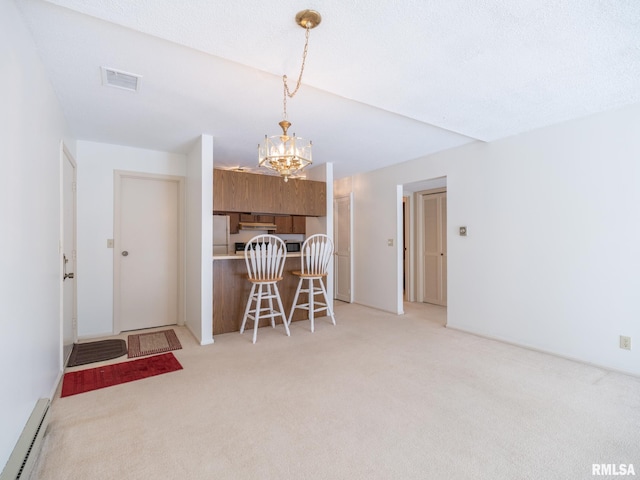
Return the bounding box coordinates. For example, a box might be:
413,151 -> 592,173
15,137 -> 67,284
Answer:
67,339 -> 127,367
127,329 -> 182,358
61,352 -> 182,397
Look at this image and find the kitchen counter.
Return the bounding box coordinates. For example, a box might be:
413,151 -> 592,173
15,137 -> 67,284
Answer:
212,254 -> 310,335
213,252 -> 302,261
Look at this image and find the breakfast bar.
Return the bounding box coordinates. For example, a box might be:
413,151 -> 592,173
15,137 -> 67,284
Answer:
212,253 -> 310,335
212,168 -> 328,336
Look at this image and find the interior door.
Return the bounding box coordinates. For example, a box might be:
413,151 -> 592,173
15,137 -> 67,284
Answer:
114,173 -> 182,332
422,192 -> 447,306
62,148 -> 77,363
334,194 -> 352,302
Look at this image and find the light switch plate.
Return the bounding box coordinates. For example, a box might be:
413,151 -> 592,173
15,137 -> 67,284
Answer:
387,239 -> 394,246
620,335 -> 631,350
107,239 -> 114,248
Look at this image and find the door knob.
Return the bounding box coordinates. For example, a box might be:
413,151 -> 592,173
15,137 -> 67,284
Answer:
122,251 -> 129,256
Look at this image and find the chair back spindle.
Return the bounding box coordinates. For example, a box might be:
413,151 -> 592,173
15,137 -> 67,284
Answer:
245,235 -> 286,282
240,234 -> 289,343
302,235 -> 333,276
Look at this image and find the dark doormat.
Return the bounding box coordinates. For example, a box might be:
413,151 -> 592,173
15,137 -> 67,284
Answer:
67,339 -> 127,367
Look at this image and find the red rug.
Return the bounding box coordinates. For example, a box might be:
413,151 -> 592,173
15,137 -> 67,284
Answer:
61,352 -> 183,397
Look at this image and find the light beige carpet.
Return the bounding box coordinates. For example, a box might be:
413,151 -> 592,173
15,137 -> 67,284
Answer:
32,302 -> 640,479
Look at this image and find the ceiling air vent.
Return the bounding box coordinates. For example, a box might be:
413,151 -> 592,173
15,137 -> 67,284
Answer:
101,67 -> 142,92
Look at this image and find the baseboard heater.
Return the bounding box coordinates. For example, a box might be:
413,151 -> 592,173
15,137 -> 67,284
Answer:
0,398 -> 51,480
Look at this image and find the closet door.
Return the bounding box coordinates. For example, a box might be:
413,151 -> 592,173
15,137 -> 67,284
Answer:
422,192 -> 447,306
334,195 -> 352,302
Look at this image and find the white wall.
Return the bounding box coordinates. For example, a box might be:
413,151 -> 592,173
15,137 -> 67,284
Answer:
76,141 -> 186,337
306,163 -> 335,303
351,103 -> 640,375
185,135 -> 213,345
0,0 -> 74,470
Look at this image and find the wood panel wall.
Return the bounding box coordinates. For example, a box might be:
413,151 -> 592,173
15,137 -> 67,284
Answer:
213,257 -> 319,335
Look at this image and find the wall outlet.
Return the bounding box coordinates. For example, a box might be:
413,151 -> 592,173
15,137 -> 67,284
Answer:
619,335 -> 632,350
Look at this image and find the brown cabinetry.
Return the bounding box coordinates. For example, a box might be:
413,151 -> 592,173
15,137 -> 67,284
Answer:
213,169 -> 250,212
274,215 -> 306,234
238,213 -> 275,224
257,215 -> 275,224
217,211 -> 304,233
274,216 -> 290,233
292,216 -> 306,234
213,169 -> 326,216
228,212 -> 240,234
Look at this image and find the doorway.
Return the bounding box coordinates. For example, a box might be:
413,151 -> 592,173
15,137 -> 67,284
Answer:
61,145 -> 77,364
402,177 -> 448,316
420,190 -> 447,306
334,194 -> 352,303
113,171 -> 185,332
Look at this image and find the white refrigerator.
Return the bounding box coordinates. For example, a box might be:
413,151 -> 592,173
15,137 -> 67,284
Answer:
213,215 -> 230,255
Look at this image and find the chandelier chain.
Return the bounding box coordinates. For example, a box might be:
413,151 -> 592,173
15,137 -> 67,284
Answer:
282,25 -> 311,120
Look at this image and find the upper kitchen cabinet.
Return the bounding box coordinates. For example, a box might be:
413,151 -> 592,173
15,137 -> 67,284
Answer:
212,169 -> 249,212
213,169 -> 326,216
274,215 -> 306,234
229,212 -> 240,234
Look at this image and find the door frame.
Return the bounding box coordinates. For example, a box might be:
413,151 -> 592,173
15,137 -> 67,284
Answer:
333,193 -> 353,303
113,170 -> 186,333
403,194 -> 415,302
60,142 -> 77,366
416,187 -> 447,304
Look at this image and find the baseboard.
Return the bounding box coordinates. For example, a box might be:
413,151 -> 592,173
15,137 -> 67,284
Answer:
183,323 -> 214,346
0,399 -> 50,480
49,368 -> 64,401
446,324 -> 640,379
353,301 -> 402,315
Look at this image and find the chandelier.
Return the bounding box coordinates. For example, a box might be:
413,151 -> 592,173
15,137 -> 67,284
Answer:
258,10 -> 321,182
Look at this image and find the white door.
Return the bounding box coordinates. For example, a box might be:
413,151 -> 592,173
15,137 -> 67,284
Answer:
114,172 -> 183,332
334,194 -> 352,302
62,148 -> 77,363
422,192 -> 447,306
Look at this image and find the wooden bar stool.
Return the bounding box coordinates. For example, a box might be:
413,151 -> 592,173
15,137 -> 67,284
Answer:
240,235 -> 290,344
287,234 -> 336,333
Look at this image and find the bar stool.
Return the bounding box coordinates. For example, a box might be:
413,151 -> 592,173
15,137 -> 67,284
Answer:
287,234 -> 336,333
240,235 -> 290,344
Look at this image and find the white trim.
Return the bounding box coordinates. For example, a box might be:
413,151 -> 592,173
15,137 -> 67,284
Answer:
446,324 -> 640,379
403,194 -> 415,302
396,186 -> 404,314
334,193 -> 354,303
49,370 -> 64,401
59,141 -> 77,369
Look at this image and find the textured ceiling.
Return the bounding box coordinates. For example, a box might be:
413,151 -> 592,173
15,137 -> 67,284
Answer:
16,0 -> 640,179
